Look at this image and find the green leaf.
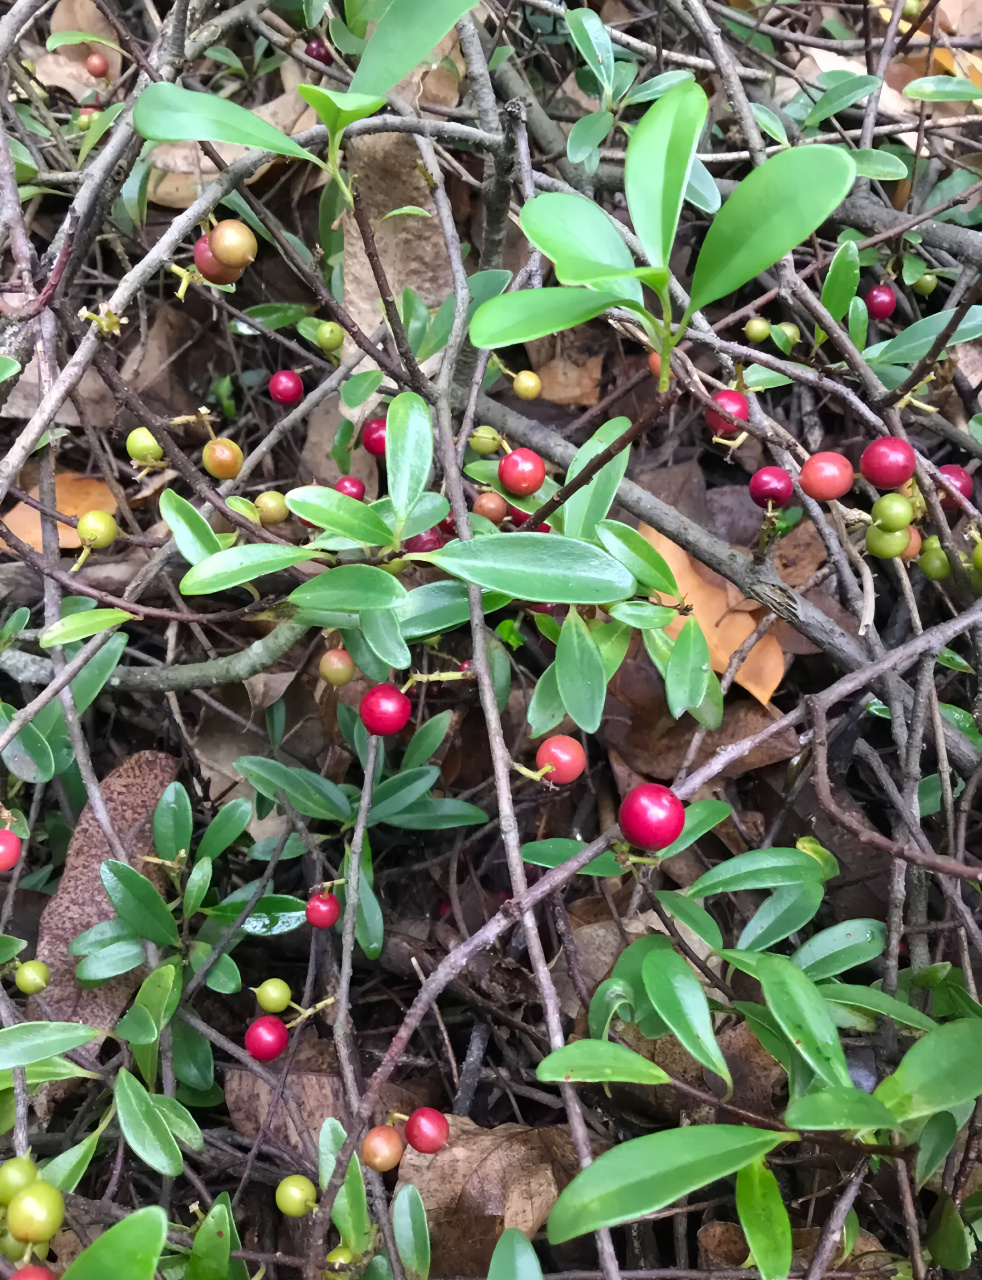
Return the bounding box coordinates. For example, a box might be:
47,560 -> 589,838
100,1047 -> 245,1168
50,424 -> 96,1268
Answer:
685,848 -> 827,897
623,70 -> 694,106
207,892 -> 306,937
537,1039 -> 670,1085
152,1094 -> 203,1148
562,417 -> 632,542
340,370 -> 385,408
520,195 -> 642,301
0,1022 -> 98,1069
737,1158 -> 792,1280
180,544 -> 318,595
183,858 -> 212,918
792,919 -> 885,980
159,491 -> 223,567
752,953 -> 852,1089
131,962 -> 180,1085
522,837 -> 622,877
397,582 -> 511,640
425,533 -> 635,604
848,296 -> 869,351
133,82 -> 316,165
350,0 -> 478,95
383,796 -> 487,830
665,617 -> 711,720
641,942 -> 731,1084
77,101 -> 126,166
568,111 -> 613,165
361,607 -> 411,670
171,1020 -> 215,1092
197,796 -> 252,861
75,939 -> 145,982
916,1111 -> 959,1188
874,1019 -> 982,1122
820,240 -> 860,326
738,882 -> 825,951
819,983 -> 936,1032
386,392 -> 433,524
805,74 -> 879,124
547,1125 -> 788,1242
751,103 -> 788,145
744,364 -> 794,390
625,82 -> 708,276
651,890 -> 723,951
186,1202 -> 231,1280
488,1228 -> 542,1280
381,205 -> 431,222
288,564 -> 407,611
39,608 -> 134,648
42,1132 -> 99,1193
115,1068 -> 183,1176
318,1116 -> 347,1190
595,520 -> 678,594
0,357 -> 20,385
608,601 -> 675,629
527,662 -> 565,737
904,75 -> 982,101
927,1193 -> 973,1270
332,1154 -> 373,1254
70,632 -> 127,714
851,148 -> 909,179
368,768 -> 439,826
566,7 -> 615,99
865,306 -> 982,365
689,147 -> 856,313
101,861 -> 180,948
115,1005 -> 159,1046
401,711 -> 452,771
47,28 -> 122,49
0,701 -> 54,785
469,287 -> 626,349
393,1184 -> 430,1280
234,756 -> 351,822
784,1086 -> 897,1131
555,608 -> 607,733
61,1206 -> 167,1280
154,781 -> 192,862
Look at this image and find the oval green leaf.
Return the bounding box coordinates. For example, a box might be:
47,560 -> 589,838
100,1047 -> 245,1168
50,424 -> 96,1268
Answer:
39,608 -> 134,648
101,860 -> 180,948
641,945 -> 731,1085
791,919 -> 885,980
115,1067 -> 183,1176
287,564 -> 408,611
874,1019 -> 982,1122
425,533 -> 635,604
386,391 -> 433,524
684,848 -> 825,897
180,544 -> 318,595
159,489 -> 222,566
469,287 -> 626,350
736,1158 -> 792,1280
61,1206 -> 167,1280
556,608 -> 607,733
754,953 -> 852,1089
537,1039 -> 670,1085
784,1086 -> 898,1131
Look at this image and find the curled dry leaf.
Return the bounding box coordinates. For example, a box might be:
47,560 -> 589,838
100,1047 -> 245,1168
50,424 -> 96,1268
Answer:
395,1115 -> 587,1277
0,473 -> 117,552
35,0 -> 124,96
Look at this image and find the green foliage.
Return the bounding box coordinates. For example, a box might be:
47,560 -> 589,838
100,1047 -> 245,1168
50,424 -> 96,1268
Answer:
133,83 -> 316,164
393,1184 -> 430,1280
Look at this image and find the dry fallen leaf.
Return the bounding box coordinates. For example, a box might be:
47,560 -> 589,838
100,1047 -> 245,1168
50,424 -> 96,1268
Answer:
0,473 -> 117,552
396,1116 -> 585,1277
536,354 -> 603,406
639,526 -> 787,705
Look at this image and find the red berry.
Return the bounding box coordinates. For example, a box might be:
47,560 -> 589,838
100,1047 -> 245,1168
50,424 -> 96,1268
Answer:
13,1269 -> 55,1280
618,784 -> 685,851
864,284 -> 897,320
360,684 -> 412,735
535,735 -> 586,784
937,463 -> 973,509
334,476 -> 365,501
748,467 -> 793,509
438,513 -> 457,537
305,37 -> 333,65
705,390 -> 749,436
498,449 -> 546,497
404,1107 -> 450,1154
193,235 -> 242,286
85,50 -> 109,77
508,505 -> 551,533
306,892 -> 341,928
0,831 -> 22,873
269,371 -> 304,405
244,1016 -> 288,1062
798,452 -> 854,503
860,437 -> 916,489
362,418 -> 387,456
404,527 -> 447,553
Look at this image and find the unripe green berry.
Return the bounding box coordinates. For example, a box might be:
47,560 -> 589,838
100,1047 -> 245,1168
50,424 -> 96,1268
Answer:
275,1174 -> 317,1218
315,321 -> 344,353
255,492 -> 289,525
76,510 -> 117,549
919,547 -> 951,580
0,1158 -> 37,1206
913,273 -> 938,297
14,961 -> 49,995
255,978 -> 291,1013
743,317 -> 771,343
469,426 -> 500,455
126,427 -> 163,464
776,321 -> 801,347
871,493 -> 914,532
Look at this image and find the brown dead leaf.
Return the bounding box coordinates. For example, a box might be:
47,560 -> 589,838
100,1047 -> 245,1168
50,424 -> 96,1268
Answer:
242,670 -> 297,713
396,1116 -> 586,1277
0,357 -> 115,426
640,525 -> 786,705
772,519 -> 828,588
30,0 -> 123,98
536,355 -> 602,406
699,1224 -> 822,1270
0,473 -> 117,552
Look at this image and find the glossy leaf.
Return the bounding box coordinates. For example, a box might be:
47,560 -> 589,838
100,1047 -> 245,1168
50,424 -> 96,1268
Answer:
75,938 -> 145,982
685,848 -> 826,897
386,392 -> 433,524
804,74 -> 879,124
689,147 -> 856,313
685,155 -> 721,215
537,1039 -> 670,1085
197,796 -> 252,861
171,1019 -> 215,1091
288,564 -> 407,612
341,370 -> 385,407
737,1158 -> 792,1280
350,0 -> 478,95
207,892 -> 306,937
115,1005 -> 159,1046
595,520 -> 678,594
527,662 -> 566,737
904,75 -> 982,101
159,490 -> 222,565
567,110 -> 612,166
792,919 -> 885,980
753,954 -> 852,1089
368,767 -> 440,825
651,890 -> 723,952
332,1154 -> 373,1254
874,1019 -> 982,1122
642,943 -> 731,1084
401,711 -> 452,771
566,7 -> 615,100
397,581 -> 511,640
555,608 -> 607,733
625,82 -> 708,277
926,1193 -> 973,1270
133,83 -> 315,164
818,983 -> 936,1031
39,608 -> 134,648
180,544 -> 318,595
116,1068 -> 183,1175
393,1183 -> 430,1280
235,756 -> 351,822
186,1202 -> 230,1280
851,148 -> 909,179
521,837 -> 622,877
426,533 -> 635,604
864,306 -> 982,365
520,195 -> 642,301
183,858 -> 212,918
131,963 -> 180,1085
665,616 -> 710,719
562,417 -> 632,542
361,607 -> 411,670
547,1125 -> 787,1242
488,1228 -> 543,1280
297,85 -> 385,135
784,1086 -> 897,1131
469,286 -> 626,349
916,1111 -> 958,1188
820,240 -> 860,326
61,1206 -> 167,1280
848,296 -> 869,351
738,882 -> 824,951
154,781 -> 192,862
152,1094 -> 203,1149
623,69 -> 694,105
0,1022 -> 98,1069
751,102 -> 788,145
0,700 -> 55,783
101,861 -> 180,948
42,1132 -> 99,1193
71,632 -> 127,714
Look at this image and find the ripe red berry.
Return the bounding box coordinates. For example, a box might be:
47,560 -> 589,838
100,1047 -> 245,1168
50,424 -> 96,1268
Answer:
85,50 -> 109,77
705,389 -> 749,436
798,452 -> 854,502
361,1125 -> 405,1172
937,463 -> 973,509
618,784 -> 685,851
362,418 -> 387,456
535,735 -> 586,784
860,437 -> 916,489
748,467 -> 793,509
404,1107 -> 450,1154
498,448 -> 546,497
864,284 -> 897,320
269,371 -> 304,405
0,831 -> 22,873
305,37 -> 333,65
438,513 -> 456,536
360,684 -> 412,735
244,1015 -> 288,1062
334,476 -> 365,501
404,527 -> 447,553
508,505 -> 551,533
193,235 -> 242,286
306,892 -> 341,928
202,437 -> 243,480
13,1268 -> 55,1280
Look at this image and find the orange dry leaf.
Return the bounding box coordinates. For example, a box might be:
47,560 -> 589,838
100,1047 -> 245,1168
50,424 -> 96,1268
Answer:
639,525 -> 786,706
0,474 -> 116,552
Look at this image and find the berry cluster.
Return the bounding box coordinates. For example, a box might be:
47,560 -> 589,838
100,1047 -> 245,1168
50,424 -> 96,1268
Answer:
0,1158 -> 64,1266
194,219 -> 257,287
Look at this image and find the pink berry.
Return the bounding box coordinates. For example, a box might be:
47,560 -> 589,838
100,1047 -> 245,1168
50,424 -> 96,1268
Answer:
245,1015 -> 288,1062
535,735 -> 586,784
618,784 -> 685,850
404,527 -> 447,553
404,1107 -> 449,1154
498,449 -> 546,497
0,830 -> 22,873
798,452 -> 854,503
306,893 -> 341,928
304,38 -> 333,65
334,476 -> 365,501
269,371 -> 304,405
362,418 -> 387,456
748,467 -> 793,509
705,390 -> 749,436
360,684 -> 412,735
860,437 -> 916,489
864,284 -> 897,320
937,463 -> 973,510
